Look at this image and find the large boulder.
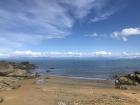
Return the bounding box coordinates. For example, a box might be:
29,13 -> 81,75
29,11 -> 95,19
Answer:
7,69 -> 28,78
7,69 -> 38,79
0,61 -> 15,76
0,61 -> 37,91
0,61 -> 36,78
115,76 -> 136,86
0,77 -> 20,91
125,73 -> 136,81
115,71 -> 140,89
135,71 -> 140,83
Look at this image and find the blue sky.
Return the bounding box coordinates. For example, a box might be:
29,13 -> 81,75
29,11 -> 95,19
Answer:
0,0 -> 140,58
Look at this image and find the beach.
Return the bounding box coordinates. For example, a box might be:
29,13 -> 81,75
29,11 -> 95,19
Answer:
1,75 -> 140,105
0,0 -> 140,105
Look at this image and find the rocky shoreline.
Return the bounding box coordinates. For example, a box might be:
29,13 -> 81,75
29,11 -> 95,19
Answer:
115,71 -> 140,89
0,61 -> 140,105
0,61 -> 37,91
0,60 -> 140,91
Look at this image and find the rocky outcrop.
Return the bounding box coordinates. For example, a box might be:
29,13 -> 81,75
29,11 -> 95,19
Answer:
7,69 -> 28,78
12,61 -> 36,71
0,61 -> 15,76
0,61 -> 37,91
115,71 -> 140,89
0,61 -> 36,77
0,77 -> 20,91
135,71 -> 140,83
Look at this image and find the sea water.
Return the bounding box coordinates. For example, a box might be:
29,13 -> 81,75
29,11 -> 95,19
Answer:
5,58 -> 140,79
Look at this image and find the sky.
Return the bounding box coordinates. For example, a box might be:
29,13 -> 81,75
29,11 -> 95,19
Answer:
0,0 -> 140,58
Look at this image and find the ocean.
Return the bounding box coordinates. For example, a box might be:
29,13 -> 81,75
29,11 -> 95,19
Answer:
5,58 -> 140,80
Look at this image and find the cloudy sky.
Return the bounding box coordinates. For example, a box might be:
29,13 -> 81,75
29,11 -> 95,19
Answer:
0,0 -> 140,58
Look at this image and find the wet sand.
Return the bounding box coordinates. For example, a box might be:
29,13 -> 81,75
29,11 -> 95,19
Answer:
0,75 -> 140,105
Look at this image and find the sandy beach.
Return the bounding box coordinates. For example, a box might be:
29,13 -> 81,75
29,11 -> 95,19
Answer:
0,0 -> 140,105
0,75 -> 140,105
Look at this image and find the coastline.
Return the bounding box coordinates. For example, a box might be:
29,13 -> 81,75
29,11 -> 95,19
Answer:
44,74 -> 114,88
45,74 -> 109,80
1,75 -> 140,105
0,61 -> 140,105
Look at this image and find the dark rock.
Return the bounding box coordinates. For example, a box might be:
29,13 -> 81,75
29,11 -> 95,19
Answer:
134,71 -> 140,74
115,76 -> 137,89
112,75 -> 119,79
49,67 -> 55,69
13,61 -> 36,71
135,73 -> 140,83
115,71 -> 140,89
46,70 -> 51,73
116,76 -> 136,85
0,97 -> 4,103
126,73 -> 136,80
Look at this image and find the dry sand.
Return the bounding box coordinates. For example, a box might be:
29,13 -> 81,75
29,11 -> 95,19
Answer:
0,75 -> 140,105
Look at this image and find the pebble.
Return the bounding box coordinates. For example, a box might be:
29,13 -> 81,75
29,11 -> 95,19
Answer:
58,101 -> 67,105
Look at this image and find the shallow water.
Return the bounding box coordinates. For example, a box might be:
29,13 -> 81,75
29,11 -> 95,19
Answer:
4,58 -> 140,79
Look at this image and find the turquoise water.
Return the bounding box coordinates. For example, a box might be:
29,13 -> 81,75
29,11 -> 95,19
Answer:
5,58 -> 140,79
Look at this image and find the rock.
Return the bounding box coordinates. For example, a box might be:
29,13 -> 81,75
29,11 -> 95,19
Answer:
7,70 -> 39,79
0,61 -> 15,76
0,77 -> 20,91
135,73 -> 140,83
46,70 -> 51,73
0,61 -> 37,91
29,72 -> 40,78
0,97 -> 4,103
112,75 -> 119,79
135,71 -> 140,74
124,71 -> 140,83
15,61 -> 36,71
114,71 -> 140,89
0,61 -> 37,78
58,101 -> 67,105
49,67 -> 55,69
126,73 -> 136,81
115,76 -> 136,87
7,69 -> 28,78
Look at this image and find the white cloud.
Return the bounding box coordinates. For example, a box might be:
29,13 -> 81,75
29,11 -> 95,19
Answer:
13,51 -> 89,57
91,10 -> 115,22
90,0 -> 121,22
60,0 -> 96,19
0,31 -> 70,48
13,50 -> 113,57
0,50 -> 140,58
95,51 -> 112,56
120,52 -> 140,58
0,0 -> 73,41
14,50 -> 42,57
111,27 -> 140,41
0,0 -> 117,48
85,33 -> 108,40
